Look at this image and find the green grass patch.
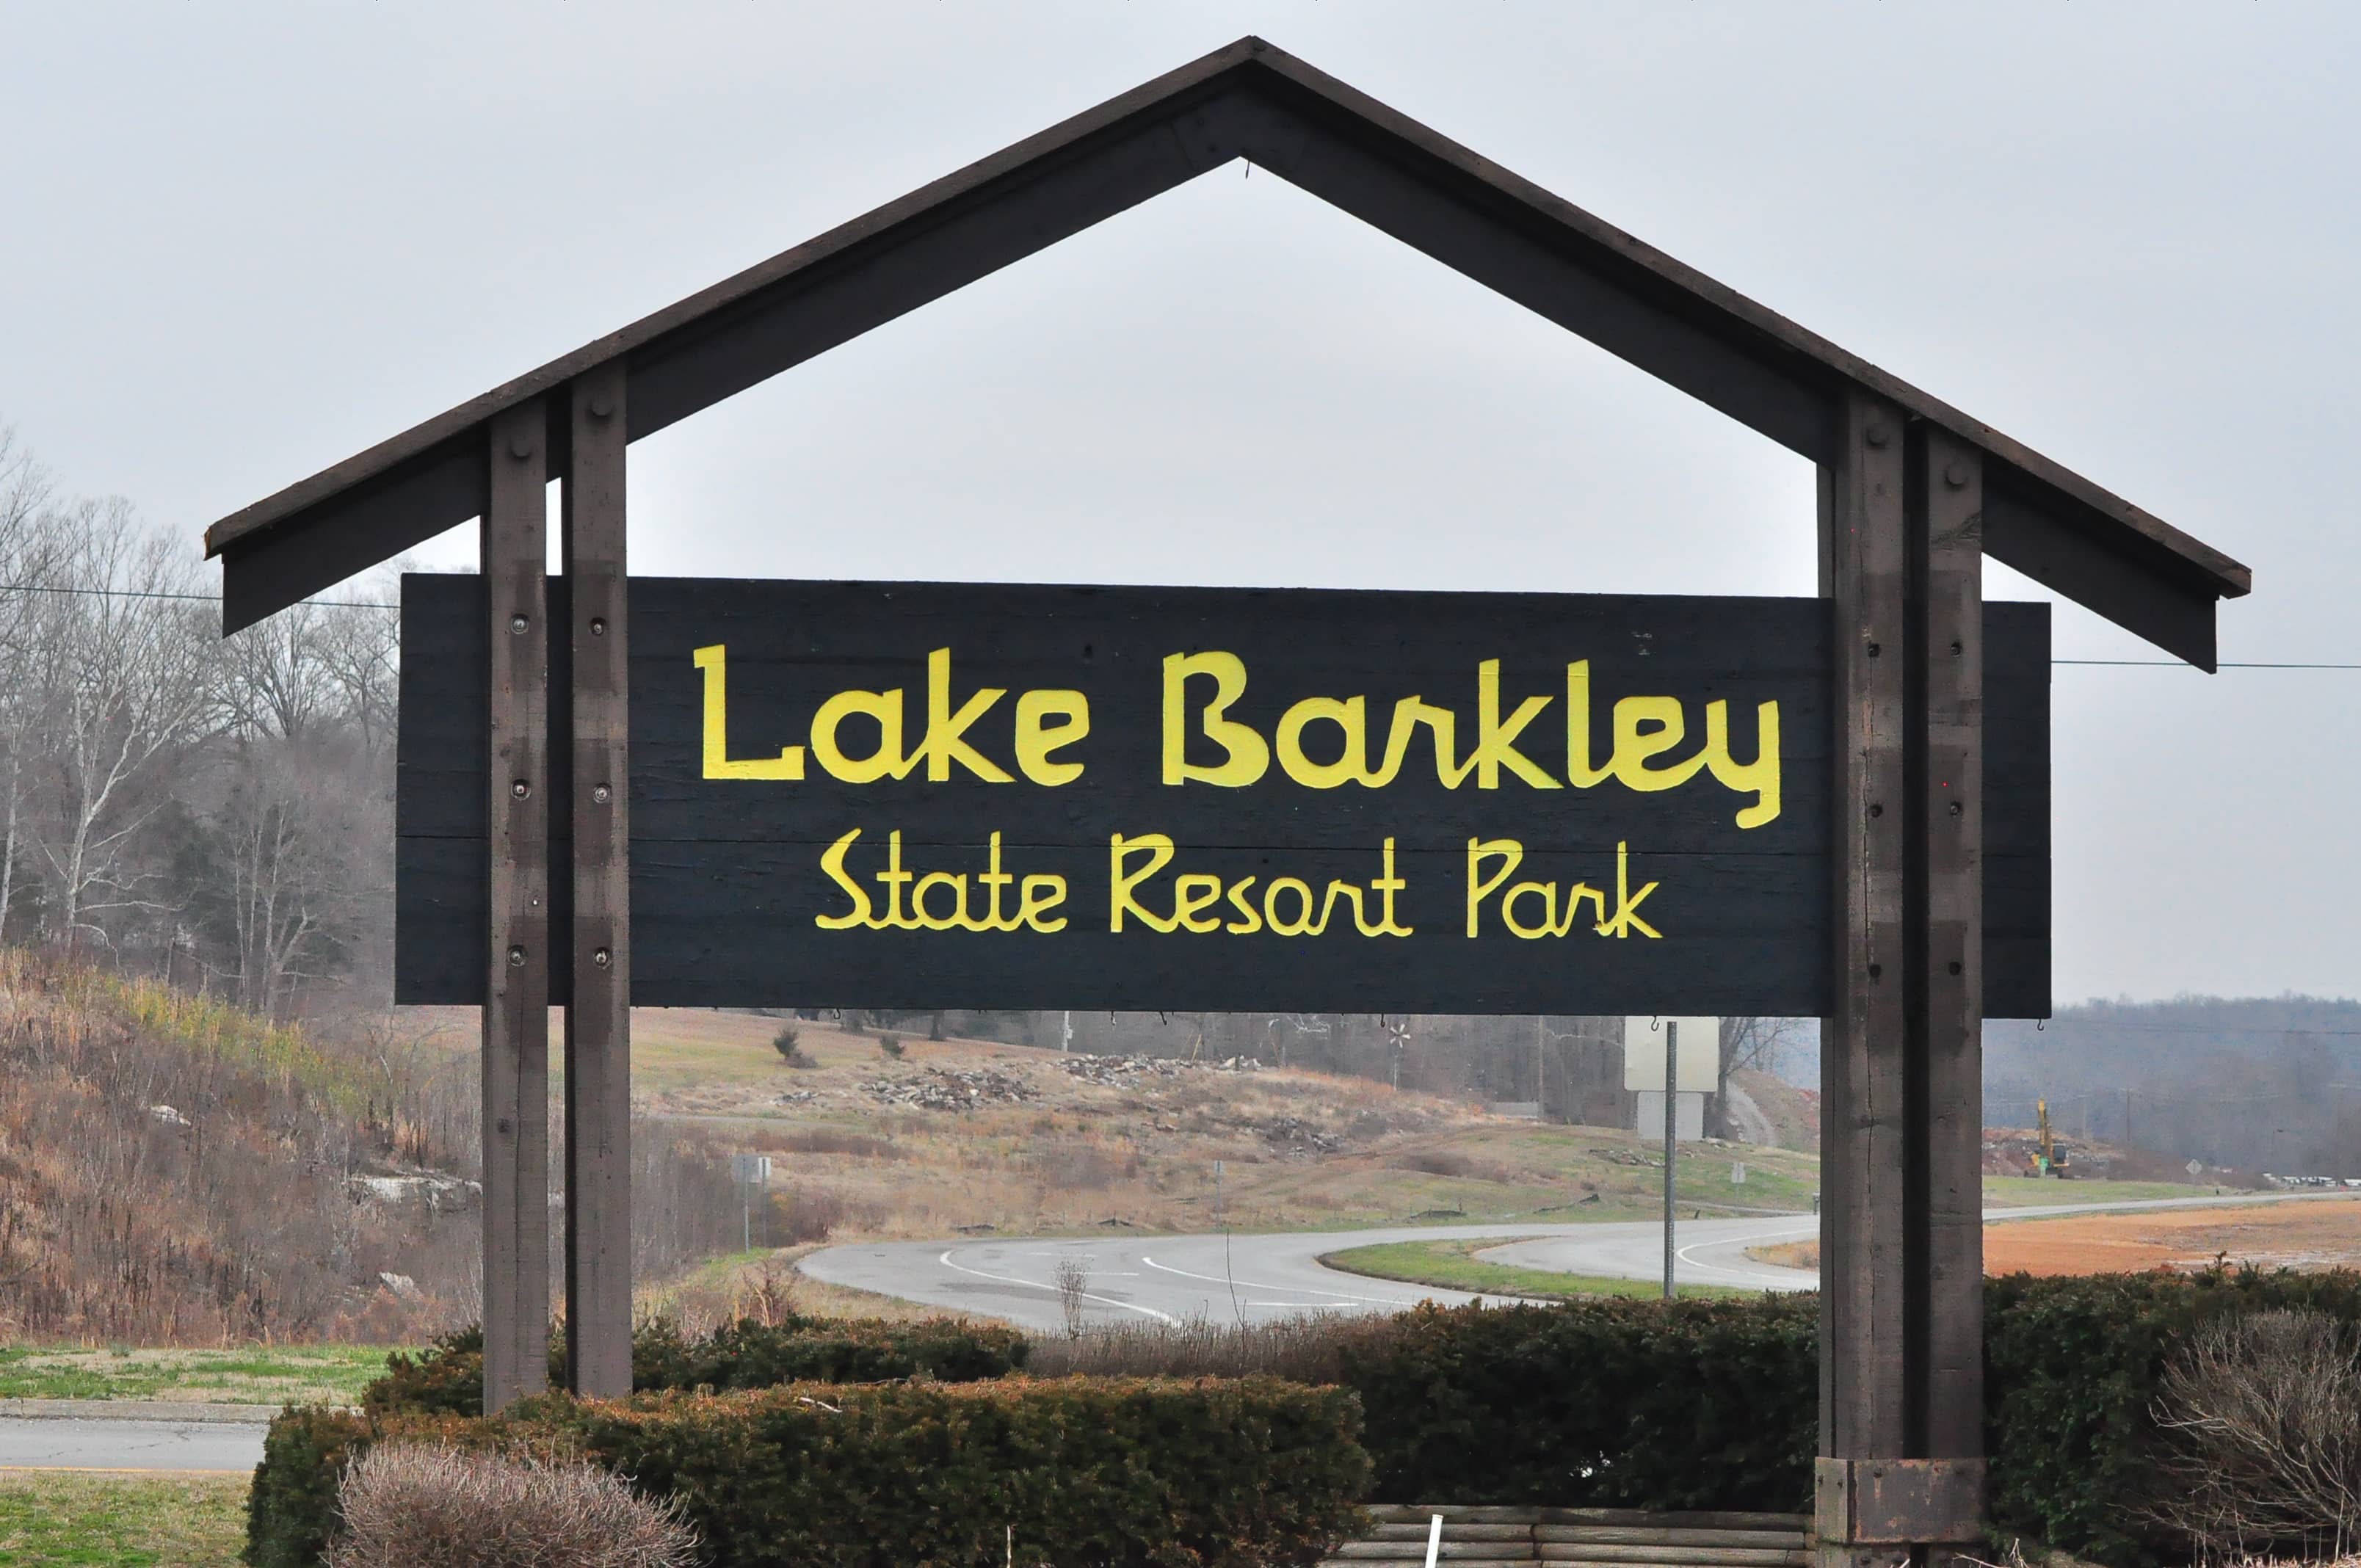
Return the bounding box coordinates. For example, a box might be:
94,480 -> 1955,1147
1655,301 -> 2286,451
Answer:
1319,1238 -> 1758,1301
0,1471 -> 247,1567
0,1345 -> 399,1405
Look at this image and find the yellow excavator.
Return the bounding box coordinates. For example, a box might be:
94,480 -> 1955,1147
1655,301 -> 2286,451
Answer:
2031,1099 -> 2070,1177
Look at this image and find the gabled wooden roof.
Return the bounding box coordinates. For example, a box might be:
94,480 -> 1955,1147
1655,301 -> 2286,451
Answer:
205,35 -> 2249,665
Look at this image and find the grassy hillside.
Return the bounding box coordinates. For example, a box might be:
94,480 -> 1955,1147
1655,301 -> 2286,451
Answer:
392,1006 -> 1827,1240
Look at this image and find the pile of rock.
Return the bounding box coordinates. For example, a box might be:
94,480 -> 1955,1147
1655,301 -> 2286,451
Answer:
865,1066 -> 1035,1110
1260,1115 -> 1341,1154
1059,1053 -> 1263,1086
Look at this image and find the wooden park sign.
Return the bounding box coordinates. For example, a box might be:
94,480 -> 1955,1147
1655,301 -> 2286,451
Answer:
203,38 -> 2248,1567
398,578 -> 2053,1018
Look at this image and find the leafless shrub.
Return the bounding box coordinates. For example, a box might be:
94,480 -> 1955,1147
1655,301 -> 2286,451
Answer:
328,1441 -> 699,1568
1029,1311 -> 1400,1380
1053,1258 -> 1090,1340
734,1260 -> 798,1327
878,1033 -> 904,1058
2147,1309 -> 2361,1561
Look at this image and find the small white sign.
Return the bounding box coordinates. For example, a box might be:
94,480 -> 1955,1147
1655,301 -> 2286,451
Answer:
1732,1163 -> 1747,1185
731,1153 -> 772,1183
1623,1016 -> 1720,1093
2186,1158 -> 2205,1178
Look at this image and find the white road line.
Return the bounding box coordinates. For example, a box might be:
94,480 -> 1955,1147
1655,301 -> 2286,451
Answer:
1142,1254 -> 1435,1309
934,1249 -> 1177,1324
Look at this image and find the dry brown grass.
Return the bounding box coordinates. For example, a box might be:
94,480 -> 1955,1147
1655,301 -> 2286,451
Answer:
328,1442 -> 699,1568
1026,1312 -> 1399,1381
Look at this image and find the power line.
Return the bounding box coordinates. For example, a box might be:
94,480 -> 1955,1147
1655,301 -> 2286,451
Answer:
1998,1018 -> 2361,1038
2056,659 -> 2361,669
0,582 -> 2354,668
0,582 -> 396,611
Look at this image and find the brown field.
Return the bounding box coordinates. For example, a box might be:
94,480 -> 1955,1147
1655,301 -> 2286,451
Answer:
1987,1197 -> 2361,1275
400,1006 -> 1825,1241
1754,1196 -> 2361,1277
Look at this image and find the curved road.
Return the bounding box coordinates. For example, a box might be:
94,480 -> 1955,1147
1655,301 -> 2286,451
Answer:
802,1191 -> 2357,1335
10,1191 -> 2345,1471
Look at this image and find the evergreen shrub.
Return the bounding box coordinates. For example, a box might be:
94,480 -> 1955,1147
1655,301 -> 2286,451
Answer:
247,1377 -> 1369,1568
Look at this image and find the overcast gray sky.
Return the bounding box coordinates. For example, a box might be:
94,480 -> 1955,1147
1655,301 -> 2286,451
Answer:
3,3 -> 2353,1004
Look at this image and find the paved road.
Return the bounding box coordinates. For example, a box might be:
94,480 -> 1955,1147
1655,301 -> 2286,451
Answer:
0,1414 -> 266,1473
11,1191 -> 2343,1471
802,1190 -> 2359,1335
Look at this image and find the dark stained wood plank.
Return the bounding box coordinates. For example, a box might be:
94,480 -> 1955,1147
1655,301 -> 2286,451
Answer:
205,40 -> 2244,657
1819,389 -> 1911,1475
1918,429 -> 1985,1469
561,366 -> 631,1399
482,399 -> 550,1415
395,578 -> 2048,1017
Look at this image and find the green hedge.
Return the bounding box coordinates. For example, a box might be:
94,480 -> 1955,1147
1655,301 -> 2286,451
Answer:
249,1377 -> 1370,1568
1335,1268 -> 2361,1568
1984,1266 -> 2361,1568
363,1314 -> 1029,1417
1339,1294 -> 1817,1513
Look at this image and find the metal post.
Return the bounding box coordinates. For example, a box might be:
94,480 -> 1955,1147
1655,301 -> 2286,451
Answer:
483,399 -> 551,1415
563,363 -> 634,1398
1662,1019 -> 1677,1300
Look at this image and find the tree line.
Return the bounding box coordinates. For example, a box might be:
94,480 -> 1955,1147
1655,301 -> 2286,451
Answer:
0,429 -> 396,1018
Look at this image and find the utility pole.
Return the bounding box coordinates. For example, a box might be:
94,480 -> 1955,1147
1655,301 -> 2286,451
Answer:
1662,1019 -> 1678,1301
1536,1015 -> 1546,1117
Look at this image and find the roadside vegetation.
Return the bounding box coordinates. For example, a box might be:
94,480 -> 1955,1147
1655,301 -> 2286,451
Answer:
0,1470 -> 245,1567
0,1344 -> 395,1406
1319,1237 -> 1758,1300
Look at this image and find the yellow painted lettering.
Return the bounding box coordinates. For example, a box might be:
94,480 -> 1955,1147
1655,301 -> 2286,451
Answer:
1502,881 -> 1559,940
1468,660 -> 1560,790
1276,696 -> 1371,788
1564,661 -> 1611,788
979,833 -> 1017,930
1367,698 -> 1461,786
1014,690 -> 1089,785
1161,652 -> 1269,787
912,871 -> 971,932
1704,699 -> 1782,828
1263,876 -> 1321,937
1109,832 -> 1178,932
693,645 -> 805,780
908,647 -> 1010,783
1465,838 -> 1522,937
1610,697 -> 1706,791
1019,874 -> 1069,932
874,830 -> 917,929
1173,874 -> 1225,934
1595,841 -> 1661,939
1371,838 -> 1412,936
1224,876 -> 1263,934
811,688 -> 907,783
814,828 -> 873,929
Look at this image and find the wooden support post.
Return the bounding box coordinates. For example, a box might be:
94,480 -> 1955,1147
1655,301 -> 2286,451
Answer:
1916,427 -> 1985,1466
1816,393 -> 1987,1561
483,399 -> 551,1414
562,365 -> 633,1397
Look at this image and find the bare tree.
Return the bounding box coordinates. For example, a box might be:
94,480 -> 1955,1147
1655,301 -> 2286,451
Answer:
21,501 -> 219,951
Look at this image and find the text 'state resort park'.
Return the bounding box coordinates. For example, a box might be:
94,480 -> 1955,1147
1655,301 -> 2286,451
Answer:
402,581 -> 2051,1015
